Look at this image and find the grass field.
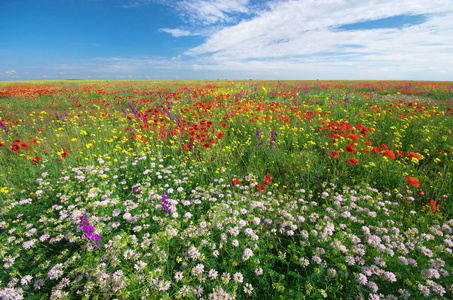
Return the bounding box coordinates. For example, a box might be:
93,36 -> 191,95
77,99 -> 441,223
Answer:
0,80 -> 452,299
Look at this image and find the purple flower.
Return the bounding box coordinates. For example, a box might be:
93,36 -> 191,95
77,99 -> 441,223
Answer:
162,192 -> 170,214
270,128 -> 275,152
79,215 -> 102,249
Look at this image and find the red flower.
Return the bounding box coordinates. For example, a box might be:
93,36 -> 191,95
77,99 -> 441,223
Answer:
32,139 -> 39,145
263,177 -> 271,185
429,200 -> 439,212
372,147 -> 380,154
20,141 -> 30,149
347,134 -> 359,141
220,122 -> 227,128
407,152 -> 423,161
31,157 -> 41,165
233,179 -> 240,185
11,144 -> 20,152
365,141 -> 372,146
383,150 -> 395,159
13,139 -> 20,144
362,148 -> 369,154
345,144 -> 356,153
258,185 -> 265,191
347,158 -> 358,165
0,141 -> 4,146
60,149 -> 68,159
406,176 -> 420,187
182,143 -> 190,150
217,132 -> 224,139
266,174 -> 273,179
203,143 -> 210,148
330,150 -> 339,158
398,151 -> 404,157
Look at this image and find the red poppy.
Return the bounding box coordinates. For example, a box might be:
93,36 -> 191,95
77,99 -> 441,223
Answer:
406,176 -> 420,188
233,179 -> 240,185
398,151 -> 404,157
362,148 -> 369,154
38,129 -> 45,133
207,121 -> 213,128
372,147 -> 380,154
330,150 -> 339,158
0,141 -> 4,147
31,157 -> 41,165
407,152 -> 423,161
60,149 -> 68,159
13,139 -> 20,144
383,150 -> 395,159
11,144 -> 20,152
20,141 -> 30,149
203,143 -> 210,148
32,140 -> 39,145
258,185 -> 265,191
182,143 -> 190,150
347,134 -> 359,141
429,200 -> 439,212
266,174 -> 273,179
263,177 -> 271,185
345,144 -> 356,153
365,141 -> 372,146
220,122 -> 227,128
347,158 -> 358,165
217,132 -> 224,139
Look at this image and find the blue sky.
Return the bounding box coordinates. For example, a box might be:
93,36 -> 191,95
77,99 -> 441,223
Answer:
1,0 -> 453,81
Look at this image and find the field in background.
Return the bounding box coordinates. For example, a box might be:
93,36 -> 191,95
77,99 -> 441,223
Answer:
0,80 -> 452,299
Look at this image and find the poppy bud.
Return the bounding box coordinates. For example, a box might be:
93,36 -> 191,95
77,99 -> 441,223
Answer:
417,190 -> 424,196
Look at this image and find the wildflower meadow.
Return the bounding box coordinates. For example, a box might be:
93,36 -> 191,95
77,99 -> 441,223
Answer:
0,80 -> 452,299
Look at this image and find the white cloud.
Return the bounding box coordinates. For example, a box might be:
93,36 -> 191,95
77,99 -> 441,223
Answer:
160,28 -> 192,37
5,69 -> 17,75
179,0 -> 453,79
175,0 -> 250,25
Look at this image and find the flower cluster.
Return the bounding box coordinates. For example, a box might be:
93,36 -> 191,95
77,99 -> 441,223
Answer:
79,215 -> 102,249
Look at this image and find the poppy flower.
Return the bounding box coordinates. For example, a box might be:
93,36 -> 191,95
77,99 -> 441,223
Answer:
182,143 -> 190,150
258,185 -> 265,191
398,151 -> 404,157
347,134 -> 359,141
60,149 -> 68,159
20,141 -> 30,149
0,141 -> 4,146
330,150 -> 339,158
345,144 -> 356,153
263,177 -> 271,185
31,157 -> 41,165
429,200 -> 439,212
406,176 -> 420,187
11,144 -> 20,152
203,143 -> 210,148
32,140 -> 39,145
266,174 -> 273,179
347,158 -> 358,165
13,139 -> 20,144
362,148 -> 369,154
383,150 -> 395,159
217,132 -> 224,139
233,179 -> 240,185
365,141 -> 372,146
372,147 -> 380,154
220,122 -> 227,128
